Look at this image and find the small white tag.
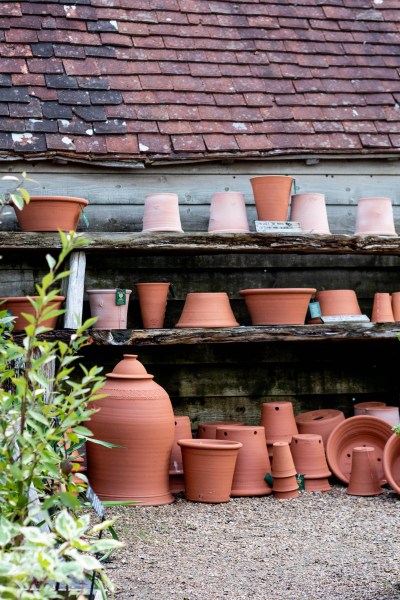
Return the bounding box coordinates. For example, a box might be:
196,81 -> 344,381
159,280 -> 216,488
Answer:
255,220 -> 302,233
320,315 -> 370,323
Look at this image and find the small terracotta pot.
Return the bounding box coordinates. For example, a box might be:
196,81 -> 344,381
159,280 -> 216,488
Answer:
135,282 -> 170,329
304,478 -> 331,492
272,475 -> 299,493
169,415 -> 192,494
260,401 -> 298,447
289,193 -> 330,234
353,401 -> 386,416
354,197 -> 396,236
391,292 -> 400,321
178,438 -> 242,503
240,288 -> 316,325
197,421 -> 245,439
346,446 -> 383,497
0,295 -> 65,330
176,292 -> 239,328
315,289 -> 362,317
208,191 -> 250,233
365,406 -> 400,427
142,193 -> 183,232
271,442 -> 297,478
11,195 -> 88,232
250,175 -> 294,221
295,409 -> 345,448
383,433 -> 400,495
87,289 -> 132,329
371,292 -> 395,323
290,434 -> 331,479
325,415 -> 392,484
216,425 -> 272,497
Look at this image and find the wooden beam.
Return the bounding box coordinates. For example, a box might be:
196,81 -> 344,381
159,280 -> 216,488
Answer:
63,251 -> 86,329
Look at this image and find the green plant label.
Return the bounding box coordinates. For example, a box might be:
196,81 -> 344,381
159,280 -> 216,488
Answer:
115,288 -> 126,306
309,301 -> 322,318
296,474 -> 305,490
264,472 -> 274,486
81,209 -> 89,228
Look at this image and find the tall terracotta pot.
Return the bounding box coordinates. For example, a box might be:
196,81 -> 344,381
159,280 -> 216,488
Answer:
135,282 -> 170,329
208,191 -> 250,233
87,289 -> 132,329
240,288 -> 316,325
250,175 -> 294,221
86,354 -> 175,506
142,193 -> 183,232
0,295 -> 65,330
177,439 -> 242,503
289,193 -> 330,234
11,195 -> 89,232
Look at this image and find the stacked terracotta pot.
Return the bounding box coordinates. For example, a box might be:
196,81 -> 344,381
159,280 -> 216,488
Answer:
260,401 -> 298,458
271,442 -> 299,499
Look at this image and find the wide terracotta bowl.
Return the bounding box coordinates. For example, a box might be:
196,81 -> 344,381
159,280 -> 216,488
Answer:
239,288 -> 316,325
383,433 -> 400,494
12,195 -> 89,232
326,415 -> 393,484
0,295 -> 65,330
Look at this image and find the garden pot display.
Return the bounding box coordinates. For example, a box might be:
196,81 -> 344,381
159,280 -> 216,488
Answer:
0,295 -> 65,330
87,289 -> 132,329
354,197 -> 396,236
325,415 -> 392,484
290,434 -> 331,479
260,401 -> 298,456
289,193 -> 331,234
315,289 -> 362,317
86,354 -> 175,506
240,288 -> 316,325
175,292 -> 239,328
353,401 -> 386,416
365,406 -> 400,427
169,415 -> 192,494
135,282 -> 170,329
216,425 -> 272,496
177,439 -> 242,503
142,193 -> 183,232
295,409 -> 345,447
346,446 -> 382,497
250,175 -> 294,221
383,433 -> 400,495
371,292 -> 395,323
197,420 -> 245,439
208,191 -> 250,233
11,195 -> 89,232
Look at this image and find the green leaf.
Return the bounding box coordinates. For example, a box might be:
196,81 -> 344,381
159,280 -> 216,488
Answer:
59,492 -> 81,510
54,510 -> 78,540
45,254 -> 56,271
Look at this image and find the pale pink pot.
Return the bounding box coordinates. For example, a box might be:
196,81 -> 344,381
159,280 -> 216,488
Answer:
365,406 -> 400,427
87,289 -> 132,329
354,197 -> 396,236
208,191 -> 250,233
354,401 -> 386,416
142,193 -> 183,232
371,292 -> 395,323
289,193 -> 331,234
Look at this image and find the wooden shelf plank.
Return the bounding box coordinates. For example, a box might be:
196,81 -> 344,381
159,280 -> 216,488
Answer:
2,232 -> 400,255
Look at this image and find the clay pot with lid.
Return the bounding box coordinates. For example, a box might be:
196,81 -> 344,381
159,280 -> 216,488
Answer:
250,175 -> 294,221
208,191 -> 250,233
346,446 -> 383,497
240,288 -> 316,325
142,193 -> 183,232
11,195 -> 89,232
135,282 -> 170,329
289,193 -> 331,234
295,409 -> 345,447
87,289 -> 132,329
353,401 -> 386,416
176,292 -> 239,328
216,425 -> 272,497
86,354 -> 175,506
354,197 -> 396,236
197,420 -> 245,439
0,295 -> 65,330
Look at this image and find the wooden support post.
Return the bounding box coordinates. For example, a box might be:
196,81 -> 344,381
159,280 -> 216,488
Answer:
63,251 -> 86,329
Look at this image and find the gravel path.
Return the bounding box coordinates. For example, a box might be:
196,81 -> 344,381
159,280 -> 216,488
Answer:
105,485 -> 400,600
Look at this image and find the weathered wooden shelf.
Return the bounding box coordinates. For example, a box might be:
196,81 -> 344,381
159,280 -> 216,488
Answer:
11,323 -> 400,345
2,232 -> 400,255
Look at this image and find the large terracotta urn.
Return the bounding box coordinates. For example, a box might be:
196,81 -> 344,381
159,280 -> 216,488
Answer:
86,354 -> 175,506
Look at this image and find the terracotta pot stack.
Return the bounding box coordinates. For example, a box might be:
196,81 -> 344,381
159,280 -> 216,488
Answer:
271,442 -> 299,499
260,401 -> 298,458
290,434 -> 332,492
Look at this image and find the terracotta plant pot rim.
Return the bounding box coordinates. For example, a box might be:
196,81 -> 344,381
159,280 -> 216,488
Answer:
28,196 -> 89,206
177,438 -> 242,451
87,289 -> 132,294
239,288 -> 317,295
0,295 -> 65,302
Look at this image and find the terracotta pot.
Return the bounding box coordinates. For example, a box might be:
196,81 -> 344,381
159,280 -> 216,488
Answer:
325,415 -> 392,484
240,288 -> 316,325
290,434 -> 331,479
250,175 -> 294,221
346,446 -> 382,496
365,406 -> 400,427
289,193 -> 330,234
176,292 -> 239,328
216,425 -> 272,496
260,401 -> 298,447
354,197 -> 396,236
271,442 -> 297,478
391,292 -> 400,321
142,193 -> 183,232
383,433 -> 400,494
197,420 -> 245,439
353,401 -> 386,416
177,439 -> 242,503
304,478 -> 331,492
315,290 -> 362,317
272,475 -> 299,493
86,354 -> 175,506
273,490 -> 299,499
371,292 -> 395,323
295,409 -> 345,447
11,195 -> 89,232
208,191 -> 250,233
135,282 -> 170,329
169,415 -> 192,494
87,289 -> 132,329
0,295 -> 65,330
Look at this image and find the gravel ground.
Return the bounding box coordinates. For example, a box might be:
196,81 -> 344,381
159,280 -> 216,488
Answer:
104,485 -> 400,600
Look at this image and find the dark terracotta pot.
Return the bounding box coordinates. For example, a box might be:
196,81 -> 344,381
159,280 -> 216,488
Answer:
240,288 -> 316,325
0,295 -> 65,330
12,195 -> 88,232
86,354 -> 175,506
